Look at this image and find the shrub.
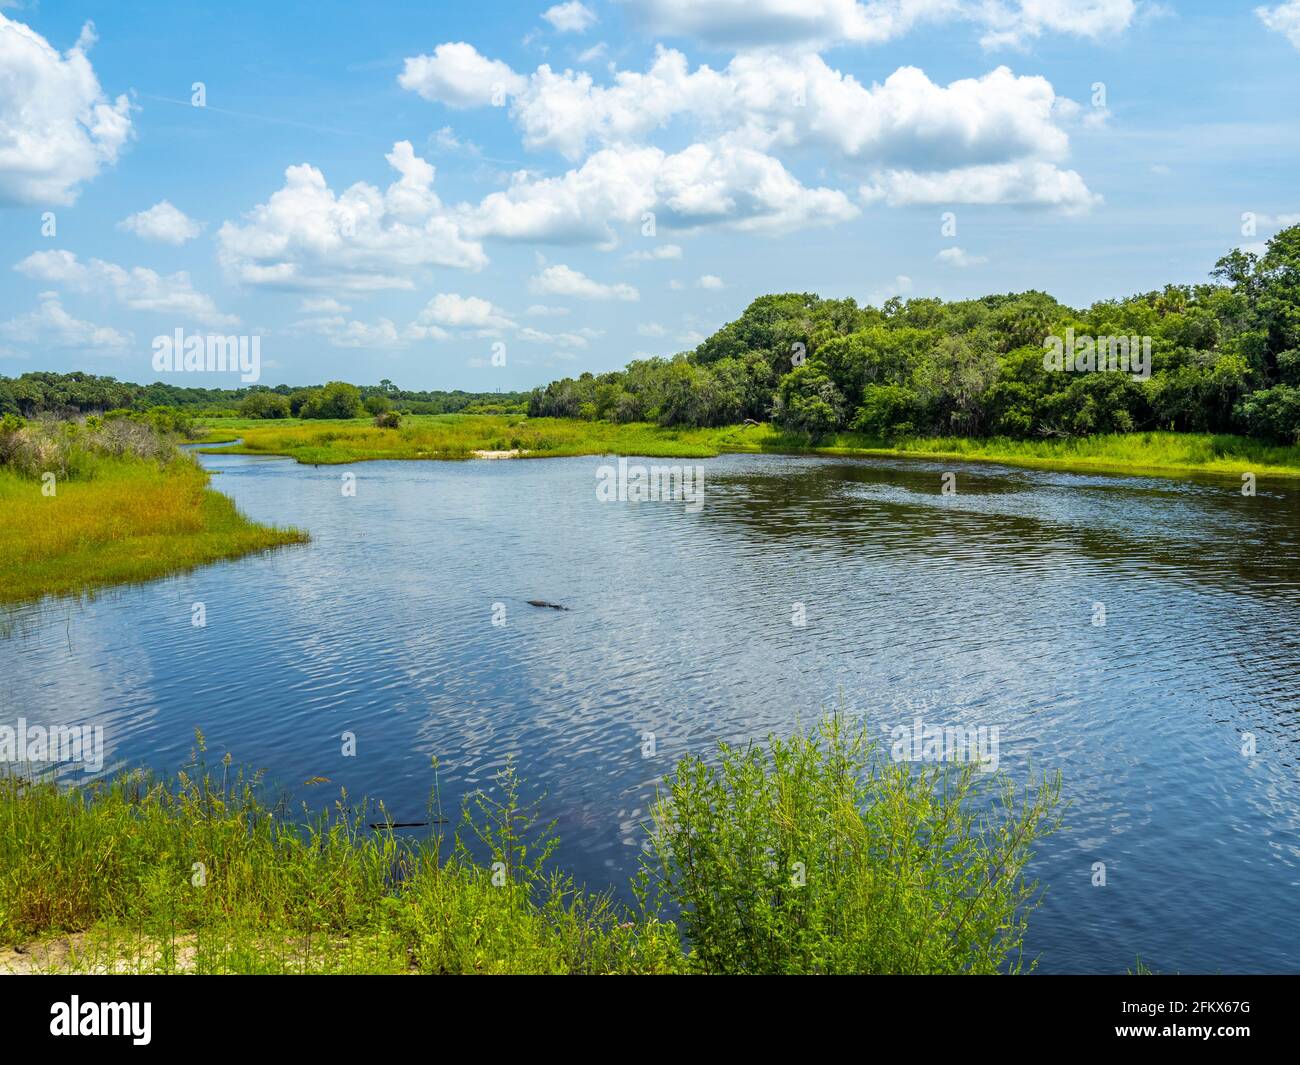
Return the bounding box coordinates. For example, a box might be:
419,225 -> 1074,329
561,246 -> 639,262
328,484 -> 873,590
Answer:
770,366 -> 847,442
639,715 -> 1062,974
239,392 -> 292,419
374,410 -> 402,429
300,382 -> 362,419
1234,384 -> 1300,443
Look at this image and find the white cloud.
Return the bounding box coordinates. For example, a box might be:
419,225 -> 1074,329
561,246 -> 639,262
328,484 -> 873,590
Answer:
978,0 -> 1137,49
0,15 -> 133,206
216,141 -> 486,291
936,246 -> 988,267
1257,1 -> 1300,49
637,322 -> 668,336
544,2 -> 597,33
398,42 -> 526,108
627,242 -> 683,261
506,51 -> 1076,167
516,325 -> 591,348
117,201 -> 202,245
618,0 -> 1135,50
298,297 -> 351,314
526,303 -> 571,316
697,274 -> 725,289
466,140 -> 857,245
15,249 -> 238,326
416,292 -> 515,332
867,273 -> 914,305
860,160 -> 1099,212
530,264 -> 639,300
0,291 -> 129,352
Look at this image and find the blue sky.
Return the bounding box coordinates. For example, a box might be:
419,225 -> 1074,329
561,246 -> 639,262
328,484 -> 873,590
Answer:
1,0 -> 1298,392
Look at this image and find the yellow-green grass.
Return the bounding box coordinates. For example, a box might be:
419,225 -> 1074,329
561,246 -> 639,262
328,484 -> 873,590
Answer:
197,415 -> 1300,480
0,456 -> 307,607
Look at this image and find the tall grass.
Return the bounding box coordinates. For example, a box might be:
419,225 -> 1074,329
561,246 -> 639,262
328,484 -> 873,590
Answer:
198,414 -> 1300,477
0,414 -> 305,606
1,718 -> 1062,974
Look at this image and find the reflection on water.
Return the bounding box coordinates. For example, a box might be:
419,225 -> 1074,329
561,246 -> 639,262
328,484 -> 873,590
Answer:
3,450 -> 1299,973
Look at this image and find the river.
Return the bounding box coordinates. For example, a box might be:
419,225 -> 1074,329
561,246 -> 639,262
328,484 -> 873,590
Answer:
3,448 -> 1299,973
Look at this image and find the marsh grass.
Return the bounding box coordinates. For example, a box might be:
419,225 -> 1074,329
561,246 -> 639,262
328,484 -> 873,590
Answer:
0,740 -> 682,975
198,415 -> 1300,478
0,417 -> 306,606
3,718 -> 1063,974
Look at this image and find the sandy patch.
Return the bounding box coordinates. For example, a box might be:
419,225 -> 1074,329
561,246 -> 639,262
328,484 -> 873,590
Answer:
472,449 -> 529,459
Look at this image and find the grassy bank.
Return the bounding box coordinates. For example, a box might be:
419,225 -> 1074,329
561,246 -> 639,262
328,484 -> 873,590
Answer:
0,416 -> 306,607
198,414 -> 1300,479
0,719 -> 1060,974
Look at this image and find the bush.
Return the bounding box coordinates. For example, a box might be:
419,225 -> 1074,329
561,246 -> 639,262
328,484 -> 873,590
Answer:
239,392 -> 292,419
850,383 -> 921,439
374,410 -> 402,429
300,382 -> 362,419
1234,384 -> 1300,443
770,366 -> 846,441
640,716 -> 1062,974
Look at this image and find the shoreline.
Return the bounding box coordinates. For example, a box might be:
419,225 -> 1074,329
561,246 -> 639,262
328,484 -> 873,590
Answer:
194,417 -> 1300,481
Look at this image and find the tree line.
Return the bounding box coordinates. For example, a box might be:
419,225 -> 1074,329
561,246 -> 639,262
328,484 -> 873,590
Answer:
0,374 -> 528,420
529,227 -> 1300,443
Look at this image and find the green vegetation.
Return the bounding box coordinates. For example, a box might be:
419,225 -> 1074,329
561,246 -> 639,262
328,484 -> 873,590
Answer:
0,413 -> 305,607
193,413 -> 1300,478
531,226 -> 1300,446
0,372 -> 528,420
0,719 -> 1059,974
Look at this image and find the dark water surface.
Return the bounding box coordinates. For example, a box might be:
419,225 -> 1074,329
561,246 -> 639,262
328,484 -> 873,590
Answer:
3,449 -> 1299,973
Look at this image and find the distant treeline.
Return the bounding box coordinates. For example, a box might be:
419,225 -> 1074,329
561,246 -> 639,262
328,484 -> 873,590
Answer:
529,227 -> 1300,443
0,374 -> 529,420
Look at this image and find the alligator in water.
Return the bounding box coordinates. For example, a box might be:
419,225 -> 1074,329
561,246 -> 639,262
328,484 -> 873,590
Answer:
526,600 -> 570,611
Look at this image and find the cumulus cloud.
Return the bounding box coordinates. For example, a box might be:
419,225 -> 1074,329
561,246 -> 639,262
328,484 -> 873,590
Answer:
398,42 -> 527,107
0,15 -> 133,205
627,242 -> 683,260
466,140 -> 857,245
216,141 -> 485,291
544,2 -> 597,33
416,292 -> 515,332
1257,1 -> 1300,49
697,274 -> 725,289
118,201 -> 202,245
15,250 -> 238,326
407,45 -> 1095,213
530,264 -> 639,300
0,291 -> 130,352
860,160 -> 1100,212
936,246 -> 988,267
617,0 -> 1135,50
506,51 -> 1075,167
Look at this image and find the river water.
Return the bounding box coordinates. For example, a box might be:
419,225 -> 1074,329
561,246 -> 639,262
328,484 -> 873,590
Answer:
3,448 -> 1298,973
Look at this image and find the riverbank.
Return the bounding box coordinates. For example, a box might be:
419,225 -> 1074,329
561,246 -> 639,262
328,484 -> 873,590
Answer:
0,455 -> 306,607
196,415 -> 1300,480
0,719 -> 1059,974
